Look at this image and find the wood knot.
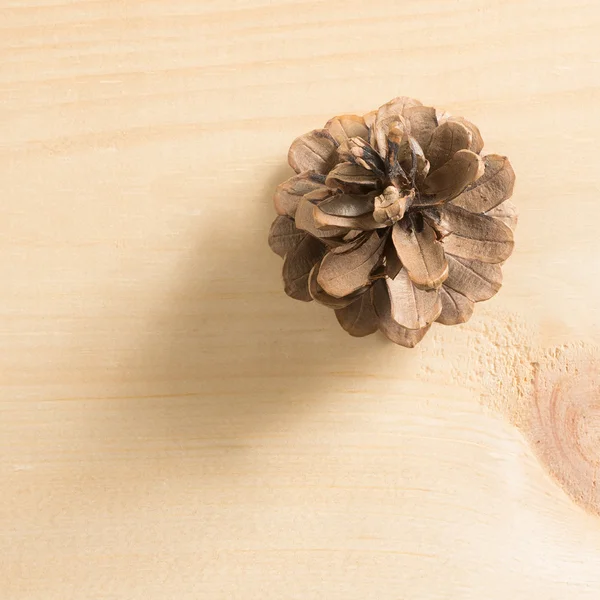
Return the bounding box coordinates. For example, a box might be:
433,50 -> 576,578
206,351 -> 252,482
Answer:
528,348 -> 600,515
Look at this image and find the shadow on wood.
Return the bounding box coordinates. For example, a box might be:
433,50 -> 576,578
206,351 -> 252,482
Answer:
112,163 -> 395,451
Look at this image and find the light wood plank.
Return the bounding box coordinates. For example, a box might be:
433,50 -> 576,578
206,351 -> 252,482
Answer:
2,0 -> 600,598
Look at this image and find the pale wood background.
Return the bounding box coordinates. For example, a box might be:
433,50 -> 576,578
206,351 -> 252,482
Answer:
2,1 -> 600,598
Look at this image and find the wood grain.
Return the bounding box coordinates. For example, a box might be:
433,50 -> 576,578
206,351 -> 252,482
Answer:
2,0 -> 600,598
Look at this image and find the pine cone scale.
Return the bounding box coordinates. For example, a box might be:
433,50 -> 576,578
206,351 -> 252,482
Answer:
391,219 -> 448,290
317,231 -> 387,299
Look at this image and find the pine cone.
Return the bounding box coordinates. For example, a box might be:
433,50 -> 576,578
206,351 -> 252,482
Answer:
268,97 -> 516,347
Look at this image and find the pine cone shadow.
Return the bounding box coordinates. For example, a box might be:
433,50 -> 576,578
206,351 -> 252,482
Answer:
125,163 -> 395,450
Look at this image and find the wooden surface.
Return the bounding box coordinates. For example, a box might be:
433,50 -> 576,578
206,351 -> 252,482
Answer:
2,1 -> 600,598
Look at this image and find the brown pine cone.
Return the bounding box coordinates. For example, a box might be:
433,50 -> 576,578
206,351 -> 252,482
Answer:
268,97 -> 516,347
